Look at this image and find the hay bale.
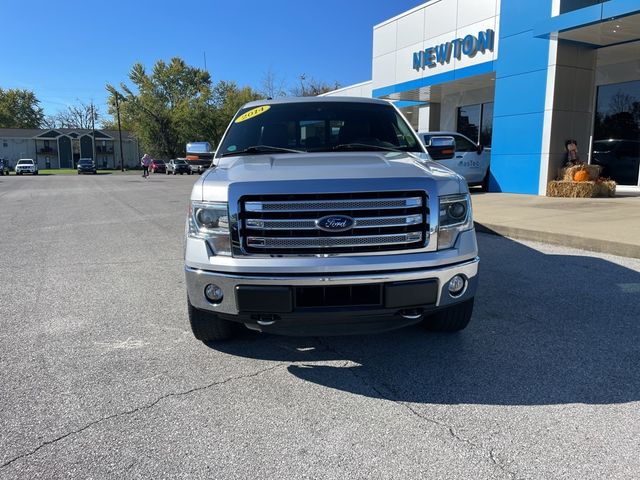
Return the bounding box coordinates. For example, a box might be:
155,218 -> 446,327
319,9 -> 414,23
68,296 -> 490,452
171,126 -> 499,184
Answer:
547,180 -> 616,198
561,164 -> 601,182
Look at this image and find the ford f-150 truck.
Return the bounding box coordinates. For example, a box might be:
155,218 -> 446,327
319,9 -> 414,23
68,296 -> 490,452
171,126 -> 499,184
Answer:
185,97 -> 479,341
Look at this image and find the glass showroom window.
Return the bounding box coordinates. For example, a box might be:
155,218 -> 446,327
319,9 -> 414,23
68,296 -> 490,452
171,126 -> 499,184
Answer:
457,102 -> 493,147
592,80 -> 640,186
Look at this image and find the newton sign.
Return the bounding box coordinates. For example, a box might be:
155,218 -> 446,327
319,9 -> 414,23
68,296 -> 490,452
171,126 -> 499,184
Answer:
413,29 -> 495,71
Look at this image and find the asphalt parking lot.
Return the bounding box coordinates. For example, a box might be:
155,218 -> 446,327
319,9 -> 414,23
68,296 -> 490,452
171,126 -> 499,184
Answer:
1,173 -> 639,479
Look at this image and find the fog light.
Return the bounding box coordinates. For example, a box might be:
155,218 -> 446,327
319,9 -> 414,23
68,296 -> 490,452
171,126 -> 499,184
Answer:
448,275 -> 466,297
204,284 -> 224,303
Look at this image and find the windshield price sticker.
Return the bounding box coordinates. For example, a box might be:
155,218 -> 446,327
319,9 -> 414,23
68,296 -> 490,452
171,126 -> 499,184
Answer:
235,105 -> 270,123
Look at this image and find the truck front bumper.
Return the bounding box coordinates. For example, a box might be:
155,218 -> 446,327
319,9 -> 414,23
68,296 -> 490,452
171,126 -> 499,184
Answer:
185,257 -> 478,335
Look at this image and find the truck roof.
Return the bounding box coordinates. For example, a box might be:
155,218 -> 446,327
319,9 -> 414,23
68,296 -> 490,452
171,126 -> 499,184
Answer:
242,96 -> 392,110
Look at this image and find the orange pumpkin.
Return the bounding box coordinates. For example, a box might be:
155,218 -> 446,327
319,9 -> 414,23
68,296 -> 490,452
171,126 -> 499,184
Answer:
574,168 -> 589,182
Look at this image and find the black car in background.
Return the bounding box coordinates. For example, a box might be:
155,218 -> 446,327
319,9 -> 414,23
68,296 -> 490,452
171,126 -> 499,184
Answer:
592,139 -> 640,186
77,158 -> 97,174
0,158 -> 9,176
166,158 -> 191,175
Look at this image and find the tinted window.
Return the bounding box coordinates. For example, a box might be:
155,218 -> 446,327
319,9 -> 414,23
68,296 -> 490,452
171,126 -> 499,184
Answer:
17,160 -> 33,164
218,102 -> 421,157
453,135 -> 476,152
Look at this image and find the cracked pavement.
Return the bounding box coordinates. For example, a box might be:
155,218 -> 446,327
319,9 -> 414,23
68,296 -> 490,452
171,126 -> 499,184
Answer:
1,174 -> 639,479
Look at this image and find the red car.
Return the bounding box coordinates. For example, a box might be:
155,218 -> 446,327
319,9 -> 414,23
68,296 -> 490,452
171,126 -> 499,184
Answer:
149,159 -> 166,174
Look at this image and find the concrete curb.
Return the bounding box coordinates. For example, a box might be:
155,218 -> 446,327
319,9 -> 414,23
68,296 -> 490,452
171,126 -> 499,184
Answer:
474,222 -> 640,259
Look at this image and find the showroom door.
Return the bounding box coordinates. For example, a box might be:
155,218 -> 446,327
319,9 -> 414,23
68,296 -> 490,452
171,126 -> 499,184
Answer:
592,80 -> 640,186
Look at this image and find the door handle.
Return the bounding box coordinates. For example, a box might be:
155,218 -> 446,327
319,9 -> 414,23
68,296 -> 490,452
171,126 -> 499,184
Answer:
456,155 -> 463,158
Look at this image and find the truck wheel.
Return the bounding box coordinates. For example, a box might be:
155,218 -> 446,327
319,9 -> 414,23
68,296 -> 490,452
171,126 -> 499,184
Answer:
187,299 -> 236,342
422,298 -> 474,332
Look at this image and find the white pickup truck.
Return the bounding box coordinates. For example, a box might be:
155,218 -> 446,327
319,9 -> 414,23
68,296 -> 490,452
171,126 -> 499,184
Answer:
185,97 -> 479,341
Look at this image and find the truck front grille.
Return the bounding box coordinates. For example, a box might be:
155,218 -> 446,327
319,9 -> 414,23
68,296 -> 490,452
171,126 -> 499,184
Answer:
239,191 -> 428,255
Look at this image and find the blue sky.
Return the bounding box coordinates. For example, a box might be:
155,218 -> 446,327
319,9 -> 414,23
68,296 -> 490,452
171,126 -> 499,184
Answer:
1,0 -> 420,119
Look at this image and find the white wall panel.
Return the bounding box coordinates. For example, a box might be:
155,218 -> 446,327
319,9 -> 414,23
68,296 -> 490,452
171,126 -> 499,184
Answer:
396,9 -> 425,49
424,0 -> 457,41
456,0 -> 497,29
373,21 -> 397,58
372,52 -> 397,90
395,41 -> 426,85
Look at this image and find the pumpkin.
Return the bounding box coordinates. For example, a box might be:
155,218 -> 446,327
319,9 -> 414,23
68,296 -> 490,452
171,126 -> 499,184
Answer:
573,168 -> 589,182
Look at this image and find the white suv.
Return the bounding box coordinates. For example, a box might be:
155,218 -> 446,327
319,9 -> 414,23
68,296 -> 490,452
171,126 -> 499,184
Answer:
15,159 -> 38,175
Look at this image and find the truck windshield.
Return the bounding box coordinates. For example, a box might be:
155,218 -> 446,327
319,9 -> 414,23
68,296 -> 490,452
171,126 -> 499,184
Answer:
217,101 -> 422,158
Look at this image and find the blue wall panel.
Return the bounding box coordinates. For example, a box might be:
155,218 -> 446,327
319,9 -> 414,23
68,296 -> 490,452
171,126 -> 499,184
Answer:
493,70 -> 548,117
492,113 -> 546,154
489,154 -> 542,194
489,0 -> 554,195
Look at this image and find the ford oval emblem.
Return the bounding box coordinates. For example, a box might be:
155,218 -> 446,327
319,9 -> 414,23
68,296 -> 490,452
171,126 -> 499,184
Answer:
316,215 -> 355,232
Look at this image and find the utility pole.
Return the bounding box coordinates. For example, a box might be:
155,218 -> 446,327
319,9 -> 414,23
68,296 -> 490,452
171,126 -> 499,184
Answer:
114,92 -> 125,172
91,101 -> 97,166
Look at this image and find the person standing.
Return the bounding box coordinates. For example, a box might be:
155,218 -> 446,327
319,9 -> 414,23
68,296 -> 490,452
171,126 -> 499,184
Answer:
141,154 -> 151,179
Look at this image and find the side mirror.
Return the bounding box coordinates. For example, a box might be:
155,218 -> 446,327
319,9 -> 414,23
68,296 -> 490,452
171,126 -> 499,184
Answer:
477,144 -> 484,155
426,136 -> 456,160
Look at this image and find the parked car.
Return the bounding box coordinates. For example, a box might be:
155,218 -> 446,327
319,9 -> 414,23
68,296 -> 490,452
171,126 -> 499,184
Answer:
15,159 -> 38,175
77,158 -> 97,174
166,158 -> 191,175
150,159 -> 166,174
591,139 -> 640,186
185,97 -> 478,342
419,131 -> 491,190
0,158 -> 9,176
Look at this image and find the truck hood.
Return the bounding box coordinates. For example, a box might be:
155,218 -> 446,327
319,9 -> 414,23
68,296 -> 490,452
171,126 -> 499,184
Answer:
194,152 -> 465,201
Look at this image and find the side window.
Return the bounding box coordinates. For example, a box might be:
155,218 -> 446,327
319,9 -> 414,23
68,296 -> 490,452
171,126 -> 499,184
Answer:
454,135 -> 476,152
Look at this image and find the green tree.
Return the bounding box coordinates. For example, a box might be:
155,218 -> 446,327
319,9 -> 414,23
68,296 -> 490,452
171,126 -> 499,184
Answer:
0,88 -> 44,128
106,57 -> 262,157
107,58 -> 214,158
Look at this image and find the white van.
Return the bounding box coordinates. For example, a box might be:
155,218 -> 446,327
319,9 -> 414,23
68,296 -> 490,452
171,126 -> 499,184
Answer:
419,132 -> 490,190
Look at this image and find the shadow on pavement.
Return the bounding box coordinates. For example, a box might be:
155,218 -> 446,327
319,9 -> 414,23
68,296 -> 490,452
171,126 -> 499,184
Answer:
209,233 -> 640,406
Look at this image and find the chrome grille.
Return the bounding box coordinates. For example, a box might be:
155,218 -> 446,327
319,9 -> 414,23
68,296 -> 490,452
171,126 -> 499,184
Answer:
239,191 -> 428,255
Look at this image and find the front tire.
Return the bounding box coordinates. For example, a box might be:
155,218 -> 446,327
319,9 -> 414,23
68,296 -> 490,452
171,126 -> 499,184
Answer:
422,298 -> 474,332
187,299 -> 237,342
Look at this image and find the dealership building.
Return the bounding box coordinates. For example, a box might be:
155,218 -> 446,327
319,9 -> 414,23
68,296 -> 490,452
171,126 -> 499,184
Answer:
325,0 -> 640,194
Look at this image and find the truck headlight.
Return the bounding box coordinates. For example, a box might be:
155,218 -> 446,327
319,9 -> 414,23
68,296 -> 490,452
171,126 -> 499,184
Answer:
438,194 -> 472,250
188,201 -> 231,256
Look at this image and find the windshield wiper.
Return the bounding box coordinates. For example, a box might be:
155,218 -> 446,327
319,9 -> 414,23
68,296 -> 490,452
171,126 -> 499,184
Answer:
332,143 -> 407,153
220,145 -> 305,157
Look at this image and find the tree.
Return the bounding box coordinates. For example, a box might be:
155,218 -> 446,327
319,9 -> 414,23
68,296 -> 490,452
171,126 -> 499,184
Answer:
0,88 -> 44,128
106,57 -> 262,157
107,58 -> 214,158
42,101 -> 99,129
260,67 -> 287,99
290,74 -> 340,97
